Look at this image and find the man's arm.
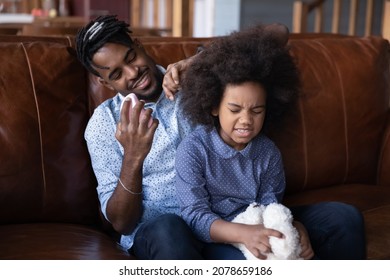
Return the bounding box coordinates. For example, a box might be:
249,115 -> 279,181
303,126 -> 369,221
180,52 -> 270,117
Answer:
105,153 -> 144,235
106,98 -> 158,234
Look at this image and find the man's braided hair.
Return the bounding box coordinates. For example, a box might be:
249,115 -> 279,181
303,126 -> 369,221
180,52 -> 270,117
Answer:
76,15 -> 133,77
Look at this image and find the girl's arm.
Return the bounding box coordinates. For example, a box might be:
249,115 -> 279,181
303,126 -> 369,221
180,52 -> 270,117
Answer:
175,135 -> 220,242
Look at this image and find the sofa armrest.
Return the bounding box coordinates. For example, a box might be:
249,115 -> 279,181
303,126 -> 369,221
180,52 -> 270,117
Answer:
378,112 -> 390,186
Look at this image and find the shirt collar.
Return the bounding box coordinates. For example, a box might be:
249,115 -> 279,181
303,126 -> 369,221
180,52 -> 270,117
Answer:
209,127 -> 259,160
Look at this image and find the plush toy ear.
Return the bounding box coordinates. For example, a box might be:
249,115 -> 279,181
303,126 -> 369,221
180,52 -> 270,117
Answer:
262,203 -> 302,260
230,203 -> 266,260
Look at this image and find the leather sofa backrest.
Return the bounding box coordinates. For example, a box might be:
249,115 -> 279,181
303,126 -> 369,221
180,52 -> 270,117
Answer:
269,36 -> 390,194
0,39 -> 99,225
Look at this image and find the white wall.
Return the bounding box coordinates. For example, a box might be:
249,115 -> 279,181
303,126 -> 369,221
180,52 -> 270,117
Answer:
193,0 -> 241,37
192,0 -> 384,38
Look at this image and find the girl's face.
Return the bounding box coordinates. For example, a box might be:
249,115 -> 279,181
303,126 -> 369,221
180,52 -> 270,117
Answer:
212,81 -> 266,151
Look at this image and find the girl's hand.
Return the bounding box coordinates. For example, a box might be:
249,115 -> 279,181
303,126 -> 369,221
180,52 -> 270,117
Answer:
240,224 -> 284,259
293,221 -> 315,259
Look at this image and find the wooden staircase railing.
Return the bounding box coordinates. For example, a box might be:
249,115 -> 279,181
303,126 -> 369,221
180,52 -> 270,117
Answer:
130,0 -> 194,37
292,0 -> 390,40
383,0 -> 390,40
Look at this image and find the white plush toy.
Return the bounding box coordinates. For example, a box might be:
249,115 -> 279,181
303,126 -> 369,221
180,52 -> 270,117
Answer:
231,202 -> 302,260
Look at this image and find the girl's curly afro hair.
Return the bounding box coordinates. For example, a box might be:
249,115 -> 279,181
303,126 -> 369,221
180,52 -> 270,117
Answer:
180,24 -> 300,129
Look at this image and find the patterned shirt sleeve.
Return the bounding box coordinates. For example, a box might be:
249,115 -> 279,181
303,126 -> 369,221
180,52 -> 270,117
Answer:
256,144 -> 285,205
84,105 -> 122,222
175,135 -> 220,243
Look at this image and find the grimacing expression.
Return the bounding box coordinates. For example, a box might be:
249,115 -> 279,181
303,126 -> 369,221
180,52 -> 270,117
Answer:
92,41 -> 163,102
212,81 -> 267,151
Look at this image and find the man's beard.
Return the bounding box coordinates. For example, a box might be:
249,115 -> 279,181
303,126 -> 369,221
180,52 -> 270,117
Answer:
142,69 -> 164,102
119,69 -> 163,102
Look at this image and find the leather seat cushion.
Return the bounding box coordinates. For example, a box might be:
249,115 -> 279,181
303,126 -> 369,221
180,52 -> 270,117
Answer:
0,223 -> 132,260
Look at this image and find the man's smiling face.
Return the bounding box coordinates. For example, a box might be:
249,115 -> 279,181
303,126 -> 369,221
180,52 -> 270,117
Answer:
92,41 -> 163,102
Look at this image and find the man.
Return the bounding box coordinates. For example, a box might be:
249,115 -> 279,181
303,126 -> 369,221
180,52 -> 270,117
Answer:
76,15 -> 366,260
76,15 -> 203,259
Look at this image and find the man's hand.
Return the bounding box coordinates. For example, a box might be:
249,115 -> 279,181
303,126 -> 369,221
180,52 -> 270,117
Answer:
162,56 -> 196,101
116,98 -> 158,161
263,23 -> 290,46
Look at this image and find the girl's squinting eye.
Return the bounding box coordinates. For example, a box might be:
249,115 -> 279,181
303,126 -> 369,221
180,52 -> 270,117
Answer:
253,109 -> 264,114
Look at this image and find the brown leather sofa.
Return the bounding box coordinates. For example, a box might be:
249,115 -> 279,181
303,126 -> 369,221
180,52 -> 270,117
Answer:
0,33 -> 389,260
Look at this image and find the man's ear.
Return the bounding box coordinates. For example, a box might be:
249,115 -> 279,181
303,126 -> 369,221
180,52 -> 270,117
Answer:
133,38 -> 143,49
97,77 -> 115,91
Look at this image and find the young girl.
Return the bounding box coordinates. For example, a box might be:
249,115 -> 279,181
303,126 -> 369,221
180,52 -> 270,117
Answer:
174,25 -> 312,260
